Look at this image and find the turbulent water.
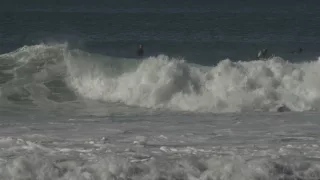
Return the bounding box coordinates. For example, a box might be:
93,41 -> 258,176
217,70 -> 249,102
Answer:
0,44 -> 320,180
1,1 -> 320,180
1,44 -> 320,113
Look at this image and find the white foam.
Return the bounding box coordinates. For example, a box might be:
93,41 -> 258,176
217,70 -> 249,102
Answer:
0,137 -> 16,148
1,152 -> 320,180
3,43 -> 320,113
0,108 -> 319,179
67,53 -> 320,112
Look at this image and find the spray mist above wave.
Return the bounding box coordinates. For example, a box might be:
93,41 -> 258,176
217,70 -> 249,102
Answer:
1,43 -> 320,112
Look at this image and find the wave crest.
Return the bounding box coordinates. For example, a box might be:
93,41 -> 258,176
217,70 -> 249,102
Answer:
1,44 -> 320,113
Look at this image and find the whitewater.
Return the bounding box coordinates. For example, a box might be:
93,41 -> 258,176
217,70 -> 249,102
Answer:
1,43 -> 320,113
1,44 -> 320,180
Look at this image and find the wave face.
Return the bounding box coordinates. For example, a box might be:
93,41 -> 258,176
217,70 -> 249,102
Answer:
1,44 -> 320,113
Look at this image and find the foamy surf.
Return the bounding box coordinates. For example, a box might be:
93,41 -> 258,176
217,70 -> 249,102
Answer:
1,43 -> 320,113
0,112 -> 320,180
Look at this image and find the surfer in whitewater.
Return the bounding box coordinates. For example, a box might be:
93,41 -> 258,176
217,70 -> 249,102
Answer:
137,44 -> 144,56
257,48 -> 268,59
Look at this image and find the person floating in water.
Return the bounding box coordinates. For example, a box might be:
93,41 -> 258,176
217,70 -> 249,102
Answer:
257,48 -> 268,59
137,44 -> 144,56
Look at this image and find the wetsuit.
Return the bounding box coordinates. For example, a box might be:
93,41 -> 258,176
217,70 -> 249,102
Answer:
137,47 -> 144,56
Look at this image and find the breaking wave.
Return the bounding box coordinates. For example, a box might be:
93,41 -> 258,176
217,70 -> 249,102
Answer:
1,43 -> 320,113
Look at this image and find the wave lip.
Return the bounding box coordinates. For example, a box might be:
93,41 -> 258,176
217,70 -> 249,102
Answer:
0,43 -> 73,106
1,43 -> 320,113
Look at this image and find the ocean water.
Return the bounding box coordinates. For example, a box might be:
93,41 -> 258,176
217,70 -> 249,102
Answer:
1,1 -> 320,179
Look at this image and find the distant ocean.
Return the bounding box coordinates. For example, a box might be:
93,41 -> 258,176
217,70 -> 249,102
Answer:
1,1 -> 320,179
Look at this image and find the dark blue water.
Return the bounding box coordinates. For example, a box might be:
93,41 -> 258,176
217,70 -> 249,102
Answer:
1,0 -> 320,64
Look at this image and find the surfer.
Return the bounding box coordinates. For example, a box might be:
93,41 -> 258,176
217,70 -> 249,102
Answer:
137,44 -> 144,56
257,48 -> 268,59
